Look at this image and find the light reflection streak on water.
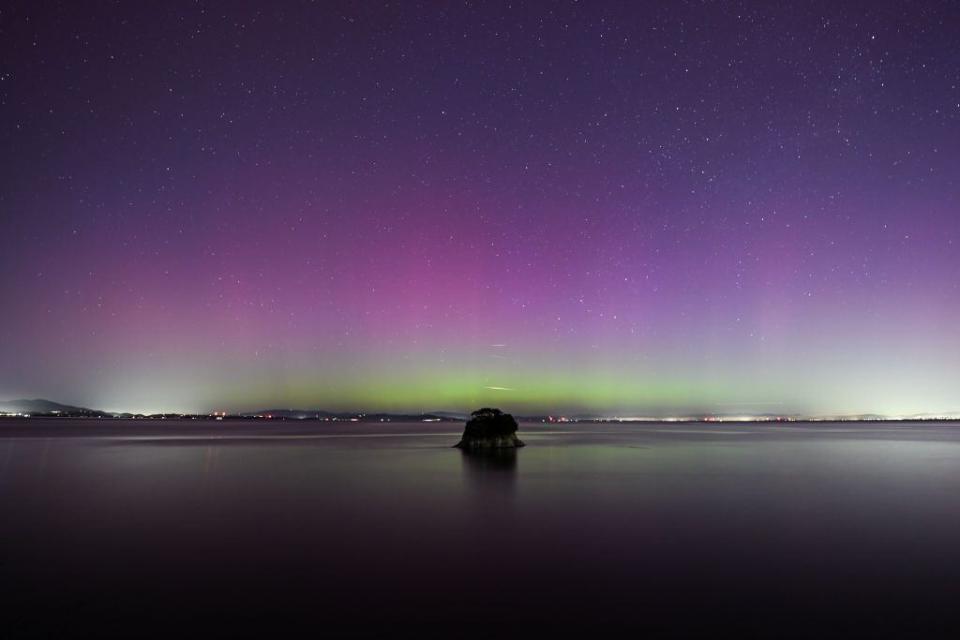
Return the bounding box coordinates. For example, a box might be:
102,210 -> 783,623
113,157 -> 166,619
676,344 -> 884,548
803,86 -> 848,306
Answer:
0,430 -> 644,442
1,439 -> 11,475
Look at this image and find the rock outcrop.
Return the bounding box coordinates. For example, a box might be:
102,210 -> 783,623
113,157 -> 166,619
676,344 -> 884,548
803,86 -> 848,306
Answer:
455,408 -> 525,450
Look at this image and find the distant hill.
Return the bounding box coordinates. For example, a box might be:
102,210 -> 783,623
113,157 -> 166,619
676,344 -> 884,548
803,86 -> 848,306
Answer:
0,398 -> 111,417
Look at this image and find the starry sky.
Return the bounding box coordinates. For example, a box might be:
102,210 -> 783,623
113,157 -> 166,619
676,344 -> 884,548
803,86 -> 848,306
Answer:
1,1 -> 959,416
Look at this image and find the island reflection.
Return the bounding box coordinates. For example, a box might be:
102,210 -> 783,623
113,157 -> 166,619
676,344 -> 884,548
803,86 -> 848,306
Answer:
460,447 -> 518,494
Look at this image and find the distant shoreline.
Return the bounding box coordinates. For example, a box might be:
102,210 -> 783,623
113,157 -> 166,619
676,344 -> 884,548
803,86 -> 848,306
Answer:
3,414 -> 960,425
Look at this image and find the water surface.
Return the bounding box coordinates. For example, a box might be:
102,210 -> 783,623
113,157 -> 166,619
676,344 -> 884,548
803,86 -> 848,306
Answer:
3,419 -> 960,637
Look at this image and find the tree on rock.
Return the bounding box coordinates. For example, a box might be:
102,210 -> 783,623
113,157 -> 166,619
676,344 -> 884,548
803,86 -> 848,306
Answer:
455,408 -> 525,449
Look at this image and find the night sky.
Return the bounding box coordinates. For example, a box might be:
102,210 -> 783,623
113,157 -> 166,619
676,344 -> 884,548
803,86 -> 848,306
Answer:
2,2 -> 958,415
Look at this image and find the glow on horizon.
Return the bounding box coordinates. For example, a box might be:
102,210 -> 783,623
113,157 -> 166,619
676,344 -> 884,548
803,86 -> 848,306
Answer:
64,342 -> 960,418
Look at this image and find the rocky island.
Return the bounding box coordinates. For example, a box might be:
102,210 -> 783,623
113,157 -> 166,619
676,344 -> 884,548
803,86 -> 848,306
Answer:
455,408 -> 525,450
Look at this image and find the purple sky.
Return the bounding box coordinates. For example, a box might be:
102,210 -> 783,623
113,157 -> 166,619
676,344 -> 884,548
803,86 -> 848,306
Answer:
2,1 -> 959,415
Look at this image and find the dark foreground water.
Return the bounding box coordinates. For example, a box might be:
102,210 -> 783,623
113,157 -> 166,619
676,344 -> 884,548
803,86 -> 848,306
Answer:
3,419 -> 960,638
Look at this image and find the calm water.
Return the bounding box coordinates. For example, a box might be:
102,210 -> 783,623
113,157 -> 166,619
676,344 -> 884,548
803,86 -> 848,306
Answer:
3,419 -> 960,638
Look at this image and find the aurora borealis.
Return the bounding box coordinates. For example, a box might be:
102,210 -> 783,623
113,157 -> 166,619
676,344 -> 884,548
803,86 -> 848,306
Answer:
1,2 -> 958,416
